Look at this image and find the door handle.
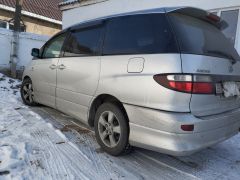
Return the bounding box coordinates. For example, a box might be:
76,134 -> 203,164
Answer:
58,64 -> 66,70
49,64 -> 57,70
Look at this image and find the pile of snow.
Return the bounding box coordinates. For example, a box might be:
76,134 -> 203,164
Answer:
0,74 -> 25,179
0,74 -> 84,179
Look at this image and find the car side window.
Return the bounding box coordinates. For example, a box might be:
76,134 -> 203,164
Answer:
63,25 -> 103,57
103,14 -> 179,55
42,33 -> 66,59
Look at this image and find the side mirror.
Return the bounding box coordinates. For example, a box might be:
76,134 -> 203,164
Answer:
31,48 -> 40,58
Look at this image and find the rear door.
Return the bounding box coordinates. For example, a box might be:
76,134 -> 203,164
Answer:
56,22 -> 104,123
97,13 -> 189,112
168,8 -> 240,116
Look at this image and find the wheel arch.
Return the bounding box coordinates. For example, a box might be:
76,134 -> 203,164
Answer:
88,94 -> 129,127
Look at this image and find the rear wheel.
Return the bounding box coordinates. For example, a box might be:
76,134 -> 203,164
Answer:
21,78 -> 37,106
94,103 -> 131,156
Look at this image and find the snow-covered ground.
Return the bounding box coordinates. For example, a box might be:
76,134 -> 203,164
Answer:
0,73 -> 240,180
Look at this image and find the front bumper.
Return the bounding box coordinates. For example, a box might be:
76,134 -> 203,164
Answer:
124,104 -> 240,156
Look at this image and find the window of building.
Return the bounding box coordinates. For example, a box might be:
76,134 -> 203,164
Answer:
42,33 -> 66,58
221,10 -> 239,45
9,23 -> 26,32
103,14 -> 179,55
64,25 -> 103,57
0,20 -> 7,29
0,19 -> 26,32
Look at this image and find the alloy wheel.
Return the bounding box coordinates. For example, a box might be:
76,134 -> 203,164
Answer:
98,111 -> 121,148
22,83 -> 34,104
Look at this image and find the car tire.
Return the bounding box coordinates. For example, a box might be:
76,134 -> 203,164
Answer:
94,103 -> 131,156
21,78 -> 37,106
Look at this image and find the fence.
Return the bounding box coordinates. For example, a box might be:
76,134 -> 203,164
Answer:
0,28 -> 49,77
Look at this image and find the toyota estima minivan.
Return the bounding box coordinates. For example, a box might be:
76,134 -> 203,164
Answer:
21,7 -> 240,156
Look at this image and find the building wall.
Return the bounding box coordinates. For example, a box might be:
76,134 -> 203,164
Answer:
61,0 -> 240,53
0,9 -> 61,36
22,15 -> 61,36
0,28 -> 49,74
62,0 -> 240,28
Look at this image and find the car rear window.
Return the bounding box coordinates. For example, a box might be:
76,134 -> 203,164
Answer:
168,13 -> 240,61
103,14 -> 179,55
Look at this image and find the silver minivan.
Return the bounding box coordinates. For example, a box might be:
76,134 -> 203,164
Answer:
21,7 -> 240,156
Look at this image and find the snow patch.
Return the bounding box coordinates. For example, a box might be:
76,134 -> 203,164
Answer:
55,129 -> 67,140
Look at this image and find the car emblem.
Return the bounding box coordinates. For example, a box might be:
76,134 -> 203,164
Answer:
229,65 -> 233,73
196,69 -> 210,73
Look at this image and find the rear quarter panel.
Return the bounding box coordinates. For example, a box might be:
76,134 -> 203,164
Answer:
96,54 -> 191,112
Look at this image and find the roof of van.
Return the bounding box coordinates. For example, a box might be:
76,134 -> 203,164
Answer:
63,7 -> 225,32
66,7 -> 183,30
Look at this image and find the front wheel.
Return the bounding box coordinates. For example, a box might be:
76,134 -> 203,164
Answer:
94,103 -> 131,156
21,78 -> 37,106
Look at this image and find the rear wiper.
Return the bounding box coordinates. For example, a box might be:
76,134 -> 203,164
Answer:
207,50 -> 237,64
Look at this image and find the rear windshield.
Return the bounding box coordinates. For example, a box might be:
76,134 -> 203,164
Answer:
168,13 -> 240,62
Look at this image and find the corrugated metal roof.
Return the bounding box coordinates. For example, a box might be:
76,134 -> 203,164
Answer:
0,0 -> 62,21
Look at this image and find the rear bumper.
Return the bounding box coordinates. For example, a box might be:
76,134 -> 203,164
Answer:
124,104 -> 240,156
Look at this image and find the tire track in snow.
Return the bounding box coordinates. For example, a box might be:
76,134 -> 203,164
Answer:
32,128 -> 84,180
57,120 -> 137,179
14,109 -> 77,179
18,108 -> 117,179
25,118 -> 91,179
33,108 -> 142,179
30,130 -> 61,179
35,107 -> 114,179
32,130 -> 83,180
24,142 -> 46,180
66,122 -> 111,178
52,125 -> 118,179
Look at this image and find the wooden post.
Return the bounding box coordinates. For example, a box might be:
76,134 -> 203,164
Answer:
10,0 -> 23,78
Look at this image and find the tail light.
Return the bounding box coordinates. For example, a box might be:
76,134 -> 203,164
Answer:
153,74 -> 214,94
